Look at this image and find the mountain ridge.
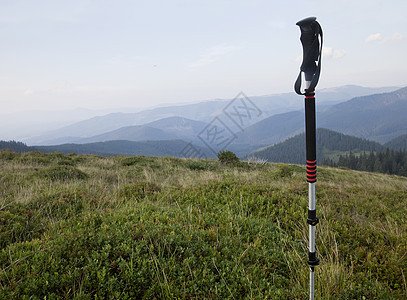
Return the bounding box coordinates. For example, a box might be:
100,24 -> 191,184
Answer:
77,125 -> 177,144
235,86 -> 407,147
35,139 -> 214,158
23,85 -> 400,145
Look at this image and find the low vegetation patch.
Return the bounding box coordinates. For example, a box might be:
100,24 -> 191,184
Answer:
184,159 -> 217,171
119,182 -> 161,200
0,151 -> 406,298
122,156 -> 156,167
33,165 -> 88,181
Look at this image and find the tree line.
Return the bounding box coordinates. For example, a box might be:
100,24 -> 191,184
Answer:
328,149 -> 407,177
250,128 -> 384,165
0,140 -> 33,153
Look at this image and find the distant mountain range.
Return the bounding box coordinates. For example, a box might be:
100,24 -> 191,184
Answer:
24,85 -> 400,145
234,86 -> 407,148
30,117 -> 208,145
318,87 -> 407,143
2,128 -> 407,161
3,85 -> 407,161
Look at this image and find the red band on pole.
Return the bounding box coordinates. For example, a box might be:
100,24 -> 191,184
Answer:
305,91 -> 315,99
306,160 -> 317,182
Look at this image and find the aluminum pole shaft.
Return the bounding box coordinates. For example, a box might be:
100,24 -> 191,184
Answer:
309,182 -> 316,300
305,80 -> 317,300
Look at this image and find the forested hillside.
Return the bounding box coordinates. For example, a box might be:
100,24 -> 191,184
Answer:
0,140 -> 33,153
384,133 -> 407,150
334,149 -> 407,176
248,128 -> 385,164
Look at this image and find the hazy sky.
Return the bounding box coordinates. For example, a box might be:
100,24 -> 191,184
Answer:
1,0 -> 406,113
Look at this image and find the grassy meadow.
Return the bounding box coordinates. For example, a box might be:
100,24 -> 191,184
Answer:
0,150 -> 406,299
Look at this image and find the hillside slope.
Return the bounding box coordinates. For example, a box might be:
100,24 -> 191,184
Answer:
146,116 -> 206,139
0,152 -> 406,298
77,126 -> 178,144
248,128 -> 385,164
384,133 -> 407,150
236,110 -> 304,145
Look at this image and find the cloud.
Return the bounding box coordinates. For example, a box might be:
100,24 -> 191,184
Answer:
322,47 -> 346,59
188,44 -> 239,68
384,32 -> 405,42
365,33 -> 382,42
23,88 -> 35,96
365,32 -> 405,43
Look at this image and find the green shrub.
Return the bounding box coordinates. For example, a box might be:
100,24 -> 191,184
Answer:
58,159 -> 75,166
0,207 -> 288,299
278,165 -> 293,178
33,166 -> 88,181
0,149 -> 18,160
0,204 -> 44,249
29,190 -> 86,220
217,150 -> 239,165
18,151 -> 53,165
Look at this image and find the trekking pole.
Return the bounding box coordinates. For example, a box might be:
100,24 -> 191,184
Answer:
294,17 -> 323,300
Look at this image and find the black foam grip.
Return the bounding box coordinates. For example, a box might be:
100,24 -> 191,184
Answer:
305,93 -> 317,182
294,18 -> 323,96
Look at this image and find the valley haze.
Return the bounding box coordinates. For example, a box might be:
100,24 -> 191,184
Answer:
3,85 -> 407,163
6,85 -> 399,145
